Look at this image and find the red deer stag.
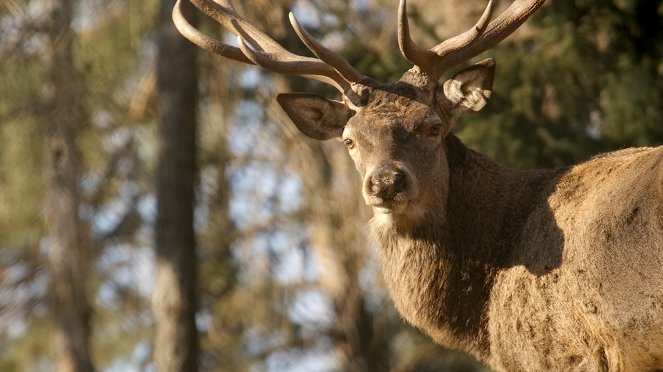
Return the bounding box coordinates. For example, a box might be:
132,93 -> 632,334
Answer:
173,0 -> 663,370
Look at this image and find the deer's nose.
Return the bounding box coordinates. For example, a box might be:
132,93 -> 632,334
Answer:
368,166 -> 407,200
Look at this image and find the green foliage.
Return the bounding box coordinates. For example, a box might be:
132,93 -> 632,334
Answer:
457,0 -> 663,169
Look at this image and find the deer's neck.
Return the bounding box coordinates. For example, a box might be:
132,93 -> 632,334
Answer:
370,135 -> 559,361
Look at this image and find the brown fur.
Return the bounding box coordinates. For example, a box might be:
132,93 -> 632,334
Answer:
278,65 -> 663,371
375,135 -> 663,371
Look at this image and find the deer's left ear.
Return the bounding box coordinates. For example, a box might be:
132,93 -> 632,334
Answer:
438,58 -> 495,118
277,93 -> 353,140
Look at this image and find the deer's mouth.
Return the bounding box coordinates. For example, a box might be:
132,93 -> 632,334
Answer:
365,196 -> 410,215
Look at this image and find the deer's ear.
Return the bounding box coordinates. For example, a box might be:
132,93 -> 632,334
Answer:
439,58 -> 495,117
277,93 -> 352,140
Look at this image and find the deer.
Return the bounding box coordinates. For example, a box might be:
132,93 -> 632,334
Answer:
173,0 -> 663,370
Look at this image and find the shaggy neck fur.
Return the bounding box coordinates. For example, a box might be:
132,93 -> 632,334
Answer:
370,134 -> 565,362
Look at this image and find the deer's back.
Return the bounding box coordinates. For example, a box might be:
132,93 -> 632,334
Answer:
488,145 -> 663,372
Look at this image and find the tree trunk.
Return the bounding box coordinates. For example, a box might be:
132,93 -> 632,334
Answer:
152,0 -> 200,371
42,0 -> 95,371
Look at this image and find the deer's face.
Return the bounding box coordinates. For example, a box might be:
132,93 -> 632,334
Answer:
277,61 -> 495,222
341,93 -> 447,218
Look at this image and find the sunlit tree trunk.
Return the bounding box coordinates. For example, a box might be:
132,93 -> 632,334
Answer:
152,0 -> 200,371
41,0 -> 95,371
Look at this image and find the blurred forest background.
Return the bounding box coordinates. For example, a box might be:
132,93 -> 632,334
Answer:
0,0 -> 661,371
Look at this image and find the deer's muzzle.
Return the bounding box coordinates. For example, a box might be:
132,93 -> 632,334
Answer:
369,167 -> 406,200
363,164 -> 418,212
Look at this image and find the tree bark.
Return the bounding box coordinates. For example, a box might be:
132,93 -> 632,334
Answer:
42,0 -> 95,371
152,0 -> 200,371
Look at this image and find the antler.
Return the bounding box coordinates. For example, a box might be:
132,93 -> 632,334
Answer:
398,0 -> 546,80
172,0 -> 365,94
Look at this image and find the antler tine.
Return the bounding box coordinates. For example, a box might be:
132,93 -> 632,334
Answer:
442,0 -> 546,65
288,13 -> 364,84
397,0 -> 437,74
234,29 -> 349,92
399,0 -> 546,80
187,0 -> 282,52
173,0 -> 251,63
431,0 -> 496,59
174,0 -> 359,94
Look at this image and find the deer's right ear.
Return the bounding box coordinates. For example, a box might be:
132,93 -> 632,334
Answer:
277,93 -> 352,140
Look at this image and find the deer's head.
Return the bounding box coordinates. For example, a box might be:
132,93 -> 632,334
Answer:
276,60 -> 495,222
173,0 -> 544,223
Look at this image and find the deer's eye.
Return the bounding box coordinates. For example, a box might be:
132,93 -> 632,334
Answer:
343,138 -> 355,149
428,125 -> 442,137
